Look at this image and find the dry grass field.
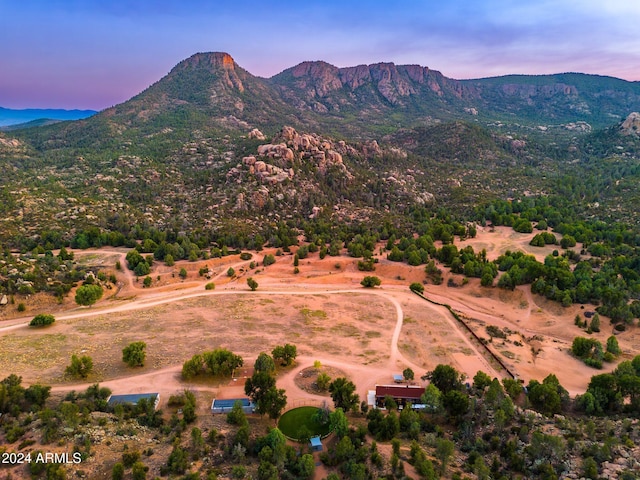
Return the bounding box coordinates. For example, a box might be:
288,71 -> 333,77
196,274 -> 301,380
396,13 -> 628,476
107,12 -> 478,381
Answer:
1,225 -> 638,404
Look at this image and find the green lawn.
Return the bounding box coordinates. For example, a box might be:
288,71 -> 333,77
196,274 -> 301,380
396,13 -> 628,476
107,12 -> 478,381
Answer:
277,406 -> 332,441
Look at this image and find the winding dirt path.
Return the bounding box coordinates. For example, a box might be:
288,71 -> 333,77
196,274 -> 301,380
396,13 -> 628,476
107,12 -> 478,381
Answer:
2,247 -> 521,404
39,286 -> 417,401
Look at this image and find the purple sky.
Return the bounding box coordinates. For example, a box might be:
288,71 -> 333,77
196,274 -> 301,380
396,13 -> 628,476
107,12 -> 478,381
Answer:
2,0 -> 639,110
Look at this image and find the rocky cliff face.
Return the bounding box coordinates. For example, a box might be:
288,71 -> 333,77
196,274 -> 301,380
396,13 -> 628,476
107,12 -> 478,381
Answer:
169,52 -> 247,92
273,59 -> 469,106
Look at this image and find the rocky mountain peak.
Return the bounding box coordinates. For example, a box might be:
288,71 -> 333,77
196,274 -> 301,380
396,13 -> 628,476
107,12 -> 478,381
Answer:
174,52 -> 237,71
169,51 -> 246,92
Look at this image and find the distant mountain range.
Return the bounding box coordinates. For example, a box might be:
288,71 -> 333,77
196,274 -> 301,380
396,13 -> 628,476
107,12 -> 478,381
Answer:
1,52 -> 640,246
0,107 -> 96,128
94,52 -> 640,137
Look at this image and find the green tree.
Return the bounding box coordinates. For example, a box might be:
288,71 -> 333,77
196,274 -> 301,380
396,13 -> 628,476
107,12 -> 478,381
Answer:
143,276 -> 152,287
263,254 -> 276,266
360,276 -> 381,288
443,390 -> 469,420
227,267 -> 235,277
335,436 -> 355,462
329,408 -> 349,438
297,453 -> 315,480
24,384 -> 51,409
263,386 -> 287,420
480,271 -> 494,287
272,343 -> 297,366
403,367 -> 414,381
247,277 -> 258,291
132,462 -> 147,480
590,312 -> 601,332
409,282 -> 424,294
254,352 -> 276,373
502,377 -> 523,399
606,335 -> 621,355
75,284 -> 103,306
227,400 -> 248,426
435,438 -> 455,476
65,354 -> 93,378
203,349 -> 244,376
244,371 -> 275,413
423,364 -> 464,393
582,457 -> 598,480
473,370 -> 492,391
166,445 -> 188,474
181,354 -> 204,379
122,341 -> 147,367
179,268 -> 187,279
328,377 -> 360,411
111,462 -> 125,480
420,383 -> 442,413
528,374 -> 568,415
29,313 -> 55,327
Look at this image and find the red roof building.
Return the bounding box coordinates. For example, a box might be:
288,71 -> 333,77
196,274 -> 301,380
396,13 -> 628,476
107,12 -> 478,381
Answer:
374,385 -> 425,408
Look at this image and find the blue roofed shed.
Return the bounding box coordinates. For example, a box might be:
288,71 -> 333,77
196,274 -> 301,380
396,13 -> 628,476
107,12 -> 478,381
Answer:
211,398 -> 254,414
107,393 -> 160,410
310,436 -> 323,451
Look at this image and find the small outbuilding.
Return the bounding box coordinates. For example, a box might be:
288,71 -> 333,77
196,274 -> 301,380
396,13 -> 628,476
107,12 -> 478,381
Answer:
393,374 -> 404,383
211,398 -> 255,414
107,393 -> 160,410
310,436 -> 323,452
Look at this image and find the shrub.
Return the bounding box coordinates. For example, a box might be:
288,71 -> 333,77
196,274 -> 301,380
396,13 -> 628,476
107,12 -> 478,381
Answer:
122,341 -> 147,367
205,282 -> 215,290
361,276 -> 381,288
263,254 -> 276,266
29,314 -> 55,327
409,282 -> 424,294
65,355 -> 93,378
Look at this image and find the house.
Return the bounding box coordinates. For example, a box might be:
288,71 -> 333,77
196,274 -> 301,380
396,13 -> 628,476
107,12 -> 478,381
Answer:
310,436 -> 323,452
107,393 -> 160,410
211,398 -> 255,414
374,385 -> 425,408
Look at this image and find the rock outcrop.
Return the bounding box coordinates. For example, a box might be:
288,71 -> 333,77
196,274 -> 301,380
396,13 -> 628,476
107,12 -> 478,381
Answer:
620,112 -> 640,135
275,60 -> 469,105
169,52 -> 247,92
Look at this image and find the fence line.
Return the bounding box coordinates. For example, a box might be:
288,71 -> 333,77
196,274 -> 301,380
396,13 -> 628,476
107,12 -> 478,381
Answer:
412,290 -> 517,379
287,398 -> 329,409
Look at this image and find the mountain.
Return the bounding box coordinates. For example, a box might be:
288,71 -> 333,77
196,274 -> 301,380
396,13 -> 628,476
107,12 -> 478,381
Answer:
0,107 -> 96,127
3,52 -> 640,248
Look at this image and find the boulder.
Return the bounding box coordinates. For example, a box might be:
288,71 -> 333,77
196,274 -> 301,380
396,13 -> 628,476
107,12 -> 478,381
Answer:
248,128 -> 265,140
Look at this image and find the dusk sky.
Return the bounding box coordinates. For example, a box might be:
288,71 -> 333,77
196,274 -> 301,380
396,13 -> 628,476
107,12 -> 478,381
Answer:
2,0 -> 639,110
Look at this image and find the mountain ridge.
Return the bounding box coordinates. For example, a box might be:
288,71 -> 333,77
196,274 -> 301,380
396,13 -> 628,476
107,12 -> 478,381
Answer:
3,51 -> 640,247
111,52 -> 640,133
0,107 -> 96,127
